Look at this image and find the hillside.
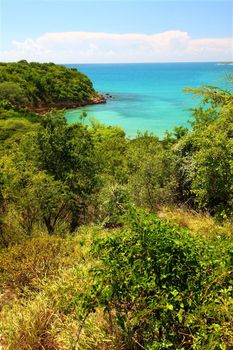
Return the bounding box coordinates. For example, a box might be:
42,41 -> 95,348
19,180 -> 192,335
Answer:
0,210 -> 232,349
0,61 -> 105,113
0,63 -> 232,349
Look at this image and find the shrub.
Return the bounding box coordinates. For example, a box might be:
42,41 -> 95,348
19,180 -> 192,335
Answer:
98,183 -> 133,227
82,209 -> 233,349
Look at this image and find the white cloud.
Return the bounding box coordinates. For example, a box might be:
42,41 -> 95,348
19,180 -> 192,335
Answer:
1,30 -> 232,63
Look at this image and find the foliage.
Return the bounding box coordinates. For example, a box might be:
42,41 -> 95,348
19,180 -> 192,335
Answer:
98,183 -> 133,227
90,120 -> 128,183
0,118 -> 38,152
83,209 -> 233,349
0,111 -> 100,236
0,61 -> 97,109
0,63 -> 232,349
126,133 -> 178,209
0,81 -> 27,106
175,77 -> 233,216
35,111 -> 100,231
189,114 -> 233,216
0,152 -> 69,236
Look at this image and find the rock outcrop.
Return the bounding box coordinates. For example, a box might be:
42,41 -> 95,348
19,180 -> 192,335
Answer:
31,94 -> 107,114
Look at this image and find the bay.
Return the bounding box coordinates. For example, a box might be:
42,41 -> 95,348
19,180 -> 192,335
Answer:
65,62 -> 232,137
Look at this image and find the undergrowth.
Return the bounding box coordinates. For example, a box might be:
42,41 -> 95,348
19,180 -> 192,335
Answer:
0,211 -> 232,349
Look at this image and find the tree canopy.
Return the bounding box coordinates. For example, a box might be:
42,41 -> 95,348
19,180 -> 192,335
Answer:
0,61 -> 98,110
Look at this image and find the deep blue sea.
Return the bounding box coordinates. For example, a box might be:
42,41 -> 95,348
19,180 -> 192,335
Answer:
65,63 -> 232,137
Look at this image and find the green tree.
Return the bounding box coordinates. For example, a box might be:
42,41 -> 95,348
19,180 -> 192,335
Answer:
0,82 -> 27,106
0,61 -> 99,110
90,120 -> 128,184
33,111 -> 99,231
127,132 -> 178,210
175,76 -> 233,216
0,153 -> 70,235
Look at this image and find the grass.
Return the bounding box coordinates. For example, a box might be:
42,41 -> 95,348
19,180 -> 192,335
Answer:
157,205 -> 233,239
0,225 -> 118,350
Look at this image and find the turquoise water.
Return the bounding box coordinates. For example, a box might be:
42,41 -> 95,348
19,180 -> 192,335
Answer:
65,63 -> 232,137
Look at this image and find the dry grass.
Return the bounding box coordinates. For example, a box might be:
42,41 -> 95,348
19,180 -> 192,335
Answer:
0,296 -> 63,350
157,205 -> 233,239
0,294 -> 118,350
0,225 -> 118,350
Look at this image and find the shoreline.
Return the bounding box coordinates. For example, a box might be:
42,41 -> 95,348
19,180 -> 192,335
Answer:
30,94 -> 107,114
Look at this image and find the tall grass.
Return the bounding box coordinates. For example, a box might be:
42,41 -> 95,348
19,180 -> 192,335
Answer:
157,205 -> 233,239
0,225 -> 117,350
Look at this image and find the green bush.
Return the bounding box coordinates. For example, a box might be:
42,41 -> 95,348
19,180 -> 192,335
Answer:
82,210 -> 233,349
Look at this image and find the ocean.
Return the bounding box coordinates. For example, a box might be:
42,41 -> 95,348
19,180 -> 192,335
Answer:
65,62 -> 232,137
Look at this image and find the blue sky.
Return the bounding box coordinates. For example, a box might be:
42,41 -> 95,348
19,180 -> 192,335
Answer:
1,0 -> 232,63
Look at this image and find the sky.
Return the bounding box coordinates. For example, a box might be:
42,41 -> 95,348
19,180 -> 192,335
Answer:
0,0 -> 232,63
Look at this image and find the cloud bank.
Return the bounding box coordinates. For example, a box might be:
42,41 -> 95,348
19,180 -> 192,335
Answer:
1,30 -> 232,63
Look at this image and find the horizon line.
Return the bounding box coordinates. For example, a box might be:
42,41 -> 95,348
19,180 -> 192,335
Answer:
1,60 -> 232,65
62,60 -> 232,65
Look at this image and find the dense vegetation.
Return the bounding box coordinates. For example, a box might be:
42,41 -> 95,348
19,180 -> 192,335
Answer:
0,63 -> 232,349
0,61 -> 100,113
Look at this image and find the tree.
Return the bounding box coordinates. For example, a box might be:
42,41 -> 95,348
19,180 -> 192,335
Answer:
0,82 -> 27,106
34,111 -> 99,231
0,61 -> 98,109
0,153 -> 71,235
175,76 -> 233,216
126,132 -> 178,210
